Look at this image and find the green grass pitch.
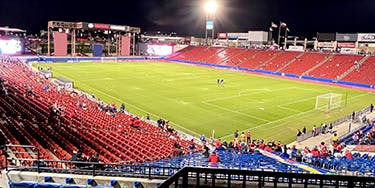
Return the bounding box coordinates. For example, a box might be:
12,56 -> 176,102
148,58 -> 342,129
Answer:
35,61 -> 375,144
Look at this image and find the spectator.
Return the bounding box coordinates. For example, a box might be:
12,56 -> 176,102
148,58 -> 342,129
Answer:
302,126 -> 306,134
246,131 -> 251,144
200,135 -> 206,143
234,130 -> 239,139
371,104 -> 374,113
297,129 -> 302,137
188,139 -> 195,154
202,145 -> 210,158
240,132 -> 246,142
352,111 -> 356,122
332,133 -> 339,143
146,113 -> 150,120
131,117 -> 141,130
120,103 -> 125,113
280,146 -> 290,159
312,125 -> 317,137
295,150 -> 303,162
208,151 -> 220,163
345,150 -> 353,160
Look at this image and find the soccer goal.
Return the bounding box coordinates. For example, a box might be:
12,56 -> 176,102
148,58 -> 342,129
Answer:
315,93 -> 343,112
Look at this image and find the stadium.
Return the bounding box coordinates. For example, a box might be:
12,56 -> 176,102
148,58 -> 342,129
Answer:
1,0 -> 375,187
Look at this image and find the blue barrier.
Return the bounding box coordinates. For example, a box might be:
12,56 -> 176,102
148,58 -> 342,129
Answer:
284,73 -> 299,78
9,182 -> 36,188
300,76 -> 333,83
336,80 -> 373,89
25,57 -> 161,63
35,183 -> 62,188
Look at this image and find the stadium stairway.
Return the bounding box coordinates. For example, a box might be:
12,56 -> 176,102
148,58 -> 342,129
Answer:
254,51 -> 284,69
289,111 -> 375,150
276,52 -> 305,72
335,55 -> 370,81
302,54 -> 334,76
307,54 -> 364,80
341,56 -> 375,86
259,51 -> 301,72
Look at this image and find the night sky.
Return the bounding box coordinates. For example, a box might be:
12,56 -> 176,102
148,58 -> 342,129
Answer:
0,0 -> 374,38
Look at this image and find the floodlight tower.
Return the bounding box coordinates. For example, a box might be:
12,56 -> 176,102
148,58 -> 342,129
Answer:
204,0 -> 218,45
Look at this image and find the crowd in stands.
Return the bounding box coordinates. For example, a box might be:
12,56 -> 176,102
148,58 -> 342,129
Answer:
186,114 -> 375,175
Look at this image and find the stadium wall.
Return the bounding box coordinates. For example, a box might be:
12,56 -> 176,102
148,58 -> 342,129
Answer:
16,56 -> 374,90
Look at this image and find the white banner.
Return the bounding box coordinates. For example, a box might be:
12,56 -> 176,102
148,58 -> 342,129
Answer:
357,33 -> 375,42
317,42 -> 335,48
248,31 -> 268,42
287,45 -> 304,52
340,48 -> 358,54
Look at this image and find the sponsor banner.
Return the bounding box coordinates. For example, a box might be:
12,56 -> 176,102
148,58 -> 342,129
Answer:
110,25 -> 126,31
217,33 -> 228,39
227,33 -> 249,40
287,45 -> 304,52
358,33 -> 375,42
94,23 -> 110,29
248,31 -> 268,42
336,33 -> 357,42
337,42 -> 356,48
340,48 -> 358,54
317,42 -> 335,48
206,21 -> 214,30
317,33 -> 336,41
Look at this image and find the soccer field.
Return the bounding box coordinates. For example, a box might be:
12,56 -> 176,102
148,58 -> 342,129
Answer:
36,61 -> 375,144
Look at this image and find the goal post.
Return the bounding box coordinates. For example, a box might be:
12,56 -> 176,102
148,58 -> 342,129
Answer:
315,93 -> 343,112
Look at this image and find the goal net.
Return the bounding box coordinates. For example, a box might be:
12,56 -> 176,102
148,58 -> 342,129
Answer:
315,93 -> 342,112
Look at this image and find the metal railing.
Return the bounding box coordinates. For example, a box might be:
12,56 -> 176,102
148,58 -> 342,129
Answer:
159,167 -> 375,188
0,144 -> 179,179
297,106 -> 371,142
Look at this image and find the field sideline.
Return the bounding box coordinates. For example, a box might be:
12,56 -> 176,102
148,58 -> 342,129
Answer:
35,61 -> 375,144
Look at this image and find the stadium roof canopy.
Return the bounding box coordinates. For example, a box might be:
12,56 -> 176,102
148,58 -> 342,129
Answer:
0,27 -> 26,33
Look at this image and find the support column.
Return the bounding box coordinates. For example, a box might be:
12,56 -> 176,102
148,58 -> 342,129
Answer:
71,29 -> 76,56
132,33 -> 136,56
47,28 -> 51,56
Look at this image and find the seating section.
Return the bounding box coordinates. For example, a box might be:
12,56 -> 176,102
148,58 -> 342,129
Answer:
339,120 -> 375,145
144,150 -> 306,173
225,49 -> 259,66
342,56 -> 375,85
238,50 -> 279,69
308,54 -> 363,80
205,48 -> 243,65
281,53 -> 329,75
0,58 -> 201,164
171,46 -> 375,86
259,51 -> 301,71
144,149 -> 375,176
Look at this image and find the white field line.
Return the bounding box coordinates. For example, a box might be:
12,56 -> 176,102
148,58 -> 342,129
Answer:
277,96 -> 316,107
204,86 -> 296,103
201,101 -> 271,123
219,92 -> 371,140
238,88 -> 270,96
277,106 -> 302,113
53,71 -> 202,137
294,86 -> 331,92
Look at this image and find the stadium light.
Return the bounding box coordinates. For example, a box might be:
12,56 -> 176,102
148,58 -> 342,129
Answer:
204,0 -> 218,46
204,0 -> 218,14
